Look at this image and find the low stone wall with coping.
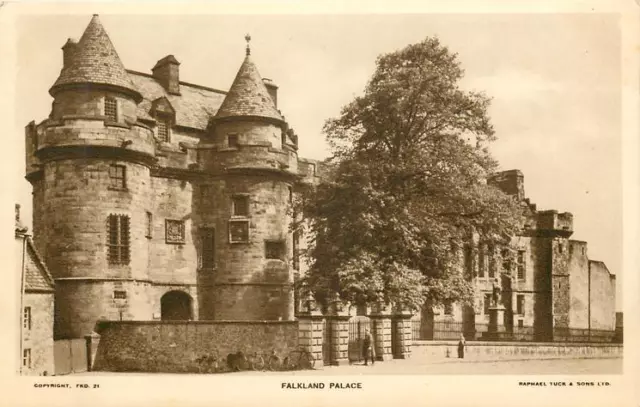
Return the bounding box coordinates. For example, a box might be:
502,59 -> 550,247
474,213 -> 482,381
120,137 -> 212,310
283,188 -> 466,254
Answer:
413,340 -> 623,360
92,320 -> 298,372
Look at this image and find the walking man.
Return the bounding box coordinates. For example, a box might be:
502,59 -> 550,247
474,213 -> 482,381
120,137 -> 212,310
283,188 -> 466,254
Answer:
363,329 -> 375,366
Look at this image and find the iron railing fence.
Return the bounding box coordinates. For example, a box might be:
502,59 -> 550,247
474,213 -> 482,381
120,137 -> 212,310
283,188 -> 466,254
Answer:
411,320 -> 618,343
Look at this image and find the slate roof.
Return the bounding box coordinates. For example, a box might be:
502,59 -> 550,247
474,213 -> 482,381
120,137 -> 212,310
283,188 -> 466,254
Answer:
16,224 -> 55,292
128,71 -> 227,130
50,15 -> 141,101
215,55 -> 284,123
24,239 -> 55,292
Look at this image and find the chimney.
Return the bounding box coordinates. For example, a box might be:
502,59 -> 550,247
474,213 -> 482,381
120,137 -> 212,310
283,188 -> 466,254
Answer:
488,169 -> 525,202
152,55 -> 181,95
15,204 -> 20,223
262,78 -> 278,108
62,38 -> 77,68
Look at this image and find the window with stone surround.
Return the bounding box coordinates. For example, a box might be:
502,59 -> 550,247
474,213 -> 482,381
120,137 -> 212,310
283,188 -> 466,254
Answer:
444,301 -> 453,316
517,295 -> 525,315
109,164 -> 126,190
463,245 -> 472,276
104,97 -> 117,121
232,195 -> 249,217
23,348 -> 31,368
199,227 -> 215,269
517,250 -> 526,280
228,219 -> 249,243
483,293 -> 492,315
23,307 -> 31,330
113,290 -> 127,300
517,319 -> 524,328
292,231 -> 300,270
165,219 -> 186,244
228,133 -> 239,148
487,245 -> 495,278
107,214 -> 130,265
265,240 -> 286,261
157,117 -> 170,142
478,246 -> 486,278
145,211 -> 153,238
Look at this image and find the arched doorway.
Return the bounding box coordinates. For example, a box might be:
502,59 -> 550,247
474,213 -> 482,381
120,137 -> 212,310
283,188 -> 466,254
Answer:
161,291 -> 193,321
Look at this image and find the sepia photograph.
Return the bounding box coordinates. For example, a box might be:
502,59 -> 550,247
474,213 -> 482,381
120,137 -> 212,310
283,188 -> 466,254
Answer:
1,1 -> 638,406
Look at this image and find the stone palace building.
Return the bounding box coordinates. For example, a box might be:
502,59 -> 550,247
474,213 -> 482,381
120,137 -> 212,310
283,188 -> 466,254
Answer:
25,15 -> 318,339
24,15 -> 616,345
422,170 -> 617,341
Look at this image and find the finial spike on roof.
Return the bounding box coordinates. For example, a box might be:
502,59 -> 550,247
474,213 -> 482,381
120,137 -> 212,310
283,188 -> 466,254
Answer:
245,33 -> 251,56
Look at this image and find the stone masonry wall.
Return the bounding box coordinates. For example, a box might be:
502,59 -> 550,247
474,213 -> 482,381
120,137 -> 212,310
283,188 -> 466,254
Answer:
92,320 -> 298,372
54,280 -> 152,339
589,261 -> 616,331
530,237 -> 553,339
194,174 -> 294,321
22,292 -> 55,376
568,241 -> 589,329
148,176 -> 197,285
51,88 -> 138,125
413,340 -> 622,360
39,159 -> 151,280
551,238 -> 571,329
38,157 -> 152,338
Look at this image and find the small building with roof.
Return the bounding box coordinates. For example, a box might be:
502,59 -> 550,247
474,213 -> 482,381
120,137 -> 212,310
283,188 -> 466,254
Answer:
16,204 -> 55,375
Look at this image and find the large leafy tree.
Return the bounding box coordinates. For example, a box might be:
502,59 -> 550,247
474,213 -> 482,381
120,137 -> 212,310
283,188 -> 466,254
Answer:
296,38 -> 523,312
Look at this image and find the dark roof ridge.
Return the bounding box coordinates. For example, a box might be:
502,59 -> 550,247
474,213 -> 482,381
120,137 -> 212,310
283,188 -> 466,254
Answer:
126,69 -> 228,95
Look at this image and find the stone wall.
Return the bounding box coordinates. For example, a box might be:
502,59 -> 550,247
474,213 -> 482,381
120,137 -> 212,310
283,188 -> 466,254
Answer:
36,157 -> 154,339
551,238 -> 571,329
568,241 -> 589,329
589,261 -> 616,331
413,340 -> 622,361
148,176 -> 197,285
92,320 -> 298,372
22,292 -> 55,376
194,174 -> 294,321
51,88 -> 138,125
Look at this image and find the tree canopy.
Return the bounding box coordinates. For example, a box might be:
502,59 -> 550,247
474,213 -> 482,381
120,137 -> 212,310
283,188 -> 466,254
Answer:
295,37 -> 523,312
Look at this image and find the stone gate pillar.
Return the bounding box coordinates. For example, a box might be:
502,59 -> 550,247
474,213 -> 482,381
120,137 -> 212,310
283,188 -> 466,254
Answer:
325,299 -> 350,366
368,303 -> 393,361
392,308 -> 413,359
296,297 -> 324,368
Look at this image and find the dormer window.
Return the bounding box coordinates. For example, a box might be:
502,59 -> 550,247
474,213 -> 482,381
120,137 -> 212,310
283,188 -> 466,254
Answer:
157,117 -> 170,142
104,97 -> 117,121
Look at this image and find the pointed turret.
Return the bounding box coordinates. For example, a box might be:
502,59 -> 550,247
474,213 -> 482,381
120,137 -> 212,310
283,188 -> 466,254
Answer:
214,35 -> 283,124
49,14 -> 141,102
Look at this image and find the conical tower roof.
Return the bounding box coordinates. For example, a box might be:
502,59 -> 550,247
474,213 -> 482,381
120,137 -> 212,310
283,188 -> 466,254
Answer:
49,14 -> 141,101
215,52 -> 283,123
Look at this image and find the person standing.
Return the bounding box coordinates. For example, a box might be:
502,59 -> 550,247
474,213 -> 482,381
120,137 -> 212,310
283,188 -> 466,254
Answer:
363,329 -> 375,366
457,333 -> 466,359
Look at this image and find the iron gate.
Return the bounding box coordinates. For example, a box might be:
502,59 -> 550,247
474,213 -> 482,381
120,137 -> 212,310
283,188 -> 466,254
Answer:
348,317 -> 371,363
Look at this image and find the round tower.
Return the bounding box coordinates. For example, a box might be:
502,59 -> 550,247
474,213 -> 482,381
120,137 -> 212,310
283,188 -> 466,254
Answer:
196,36 -> 298,321
29,15 -> 156,338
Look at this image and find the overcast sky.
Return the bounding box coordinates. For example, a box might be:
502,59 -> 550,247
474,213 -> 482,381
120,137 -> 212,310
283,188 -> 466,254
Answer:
13,13 -> 622,309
